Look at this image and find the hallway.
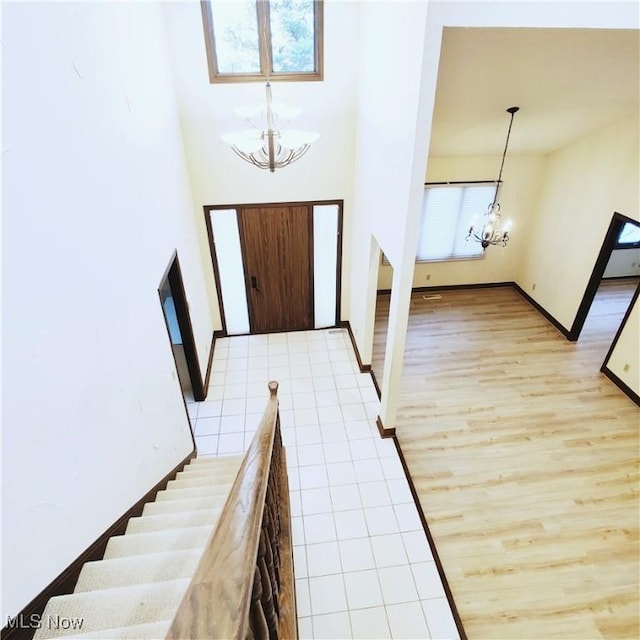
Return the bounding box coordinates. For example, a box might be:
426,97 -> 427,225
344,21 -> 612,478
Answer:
187,328 -> 460,639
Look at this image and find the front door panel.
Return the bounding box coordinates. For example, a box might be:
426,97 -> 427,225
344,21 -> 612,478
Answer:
238,205 -> 314,333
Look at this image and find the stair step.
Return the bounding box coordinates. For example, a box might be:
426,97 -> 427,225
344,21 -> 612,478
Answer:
166,474 -> 236,490
142,494 -> 227,516
103,526 -> 212,559
125,509 -> 221,535
181,458 -> 241,474
155,483 -> 233,502
174,467 -> 236,481
180,456 -> 241,472
75,549 -> 202,592
33,580 -> 189,638
50,621 -> 171,640
181,459 -> 241,477
188,454 -> 242,469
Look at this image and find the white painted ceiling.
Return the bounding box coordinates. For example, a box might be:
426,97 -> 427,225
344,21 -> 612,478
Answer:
429,27 -> 640,157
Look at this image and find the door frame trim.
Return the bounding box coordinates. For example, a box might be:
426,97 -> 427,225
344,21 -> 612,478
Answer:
569,212 -> 639,341
204,199 -> 344,335
600,280 -> 640,406
158,251 -> 206,403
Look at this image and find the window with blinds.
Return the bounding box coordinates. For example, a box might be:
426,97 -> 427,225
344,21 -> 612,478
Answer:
416,184 -> 494,261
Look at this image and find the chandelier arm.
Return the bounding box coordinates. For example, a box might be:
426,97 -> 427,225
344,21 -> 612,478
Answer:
278,148 -> 295,166
285,145 -> 309,164
242,118 -> 261,130
235,148 -> 264,169
229,142 -> 310,172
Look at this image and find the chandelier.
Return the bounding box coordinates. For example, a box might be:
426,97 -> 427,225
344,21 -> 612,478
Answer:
220,81 -> 319,173
467,106 -> 519,249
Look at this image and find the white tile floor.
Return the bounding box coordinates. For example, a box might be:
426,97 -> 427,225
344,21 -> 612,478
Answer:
186,328 -> 460,640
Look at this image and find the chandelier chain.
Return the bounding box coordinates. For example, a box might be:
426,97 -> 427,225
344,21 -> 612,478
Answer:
466,106 -> 520,250
492,107 -> 518,205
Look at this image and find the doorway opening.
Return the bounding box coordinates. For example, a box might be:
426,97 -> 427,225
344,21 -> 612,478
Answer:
570,213 -> 640,343
570,214 -> 640,400
158,252 -> 205,408
371,249 -> 393,399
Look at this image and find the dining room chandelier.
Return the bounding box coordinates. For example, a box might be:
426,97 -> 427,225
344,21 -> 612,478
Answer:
467,106 -> 519,249
221,81 -> 319,173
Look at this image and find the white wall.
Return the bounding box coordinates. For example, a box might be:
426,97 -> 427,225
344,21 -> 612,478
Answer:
348,2 -> 435,428
377,155 -> 546,289
161,0 -> 359,326
1,2 -> 213,619
520,115 -> 640,328
520,114 -> 639,394
603,248 -> 640,278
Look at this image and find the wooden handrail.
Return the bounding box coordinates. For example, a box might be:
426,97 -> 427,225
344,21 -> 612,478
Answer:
166,380 -> 296,639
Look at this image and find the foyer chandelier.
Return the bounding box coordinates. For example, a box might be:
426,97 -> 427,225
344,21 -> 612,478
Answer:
220,81 -> 319,173
467,106 -> 519,249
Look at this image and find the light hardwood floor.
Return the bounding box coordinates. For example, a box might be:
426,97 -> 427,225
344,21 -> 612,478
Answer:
373,280 -> 640,640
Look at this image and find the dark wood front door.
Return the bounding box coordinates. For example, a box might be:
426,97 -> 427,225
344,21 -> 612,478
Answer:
238,205 -> 314,333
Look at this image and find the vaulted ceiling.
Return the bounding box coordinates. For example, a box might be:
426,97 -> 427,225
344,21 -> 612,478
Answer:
429,27 -> 639,157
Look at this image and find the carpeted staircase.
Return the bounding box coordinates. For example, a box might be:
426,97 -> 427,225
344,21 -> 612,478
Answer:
33,455 -> 242,640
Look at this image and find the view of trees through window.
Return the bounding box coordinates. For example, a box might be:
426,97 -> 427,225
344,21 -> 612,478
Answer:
205,0 -> 320,81
270,0 -> 315,72
210,1 -> 261,74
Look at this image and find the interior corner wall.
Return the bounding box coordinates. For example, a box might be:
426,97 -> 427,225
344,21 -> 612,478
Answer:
1,2 -> 213,619
519,113 -> 640,396
348,2 -> 432,355
519,114 -> 640,329
348,2 -> 437,432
